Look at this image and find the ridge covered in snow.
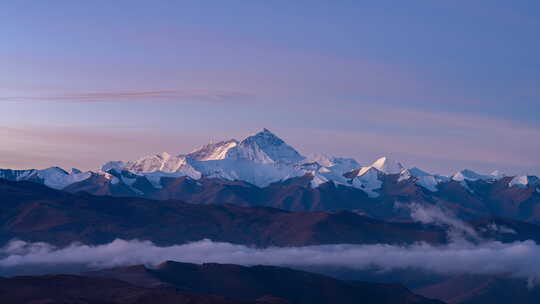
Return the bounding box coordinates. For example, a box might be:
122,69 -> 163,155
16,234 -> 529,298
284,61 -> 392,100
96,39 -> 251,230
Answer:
452,169 -> 501,182
508,175 -> 540,188
352,167 -> 383,198
187,139 -> 239,161
1,128 -> 538,197
101,152 -> 201,182
224,129 -> 305,164
398,167 -> 449,192
0,167 -> 91,190
370,157 -> 404,174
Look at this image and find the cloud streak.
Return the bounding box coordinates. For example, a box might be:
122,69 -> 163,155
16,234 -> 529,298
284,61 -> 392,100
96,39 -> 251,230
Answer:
403,203 -> 481,242
1,89 -> 254,103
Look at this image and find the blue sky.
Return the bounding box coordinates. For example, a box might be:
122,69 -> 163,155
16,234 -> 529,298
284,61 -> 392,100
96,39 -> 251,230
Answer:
1,1 -> 539,175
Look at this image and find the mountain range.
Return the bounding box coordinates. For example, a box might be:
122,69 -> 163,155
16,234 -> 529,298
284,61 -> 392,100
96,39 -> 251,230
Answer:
2,129 -> 540,303
2,129 -> 539,223
3,169 -> 540,303
4,176 -> 540,247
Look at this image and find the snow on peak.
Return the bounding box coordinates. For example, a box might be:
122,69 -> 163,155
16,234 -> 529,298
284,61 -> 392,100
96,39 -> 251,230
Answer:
398,168 -> 437,192
0,169 -> 38,181
225,129 -> 305,164
370,157 -> 404,174
303,153 -> 335,168
101,161 -> 126,173
296,155 -> 358,189
100,153 -> 203,186
120,153 -> 201,180
509,176 -> 529,188
0,167 -> 91,189
188,139 -> 239,161
491,170 -> 506,178
398,167 -> 428,182
245,128 -> 285,147
159,152 -> 171,159
310,172 -> 331,188
509,175 -> 540,188
397,167 -> 451,192
452,169 -> 497,182
124,153 -> 180,173
7,128 -> 532,194
355,157 -> 403,177
254,128 -> 281,141
352,167 -> 382,198
302,154 -> 360,173
37,167 -> 91,189
40,166 -> 68,175
406,167 -> 431,177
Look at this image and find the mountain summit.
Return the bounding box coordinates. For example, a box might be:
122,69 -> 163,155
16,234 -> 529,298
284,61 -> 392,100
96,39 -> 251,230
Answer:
371,157 -> 404,174
225,128 -> 305,164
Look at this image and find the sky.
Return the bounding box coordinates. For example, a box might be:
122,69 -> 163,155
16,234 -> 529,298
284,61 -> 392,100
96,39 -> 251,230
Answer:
1,0 -> 539,176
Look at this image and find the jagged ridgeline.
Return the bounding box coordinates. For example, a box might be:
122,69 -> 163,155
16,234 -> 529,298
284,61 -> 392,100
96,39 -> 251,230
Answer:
1,129 -> 539,221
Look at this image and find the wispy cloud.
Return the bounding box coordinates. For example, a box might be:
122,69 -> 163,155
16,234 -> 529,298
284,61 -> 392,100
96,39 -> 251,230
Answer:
0,89 -> 254,103
398,203 -> 480,243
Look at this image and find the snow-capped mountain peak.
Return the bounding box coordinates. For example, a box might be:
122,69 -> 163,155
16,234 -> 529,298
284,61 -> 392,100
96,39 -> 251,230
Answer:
123,153 -> 178,173
101,161 -> 126,173
250,128 -> 283,143
406,167 -> 431,177
302,153 -> 335,168
124,153 -> 201,179
370,157 -> 404,174
225,128 -> 305,164
398,167 -> 447,192
36,167 -> 91,190
490,170 -> 508,179
452,169 -> 499,182
99,152 -> 202,183
352,167 -> 383,197
302,154 -> 360,173
0,169 -> 38,181
509,175 -> 540,188
188,139 -> 239,161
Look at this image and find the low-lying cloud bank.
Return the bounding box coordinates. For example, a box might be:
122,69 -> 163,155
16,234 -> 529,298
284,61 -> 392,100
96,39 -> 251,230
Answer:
1,204 -> 539,282
2,238 -> 540,282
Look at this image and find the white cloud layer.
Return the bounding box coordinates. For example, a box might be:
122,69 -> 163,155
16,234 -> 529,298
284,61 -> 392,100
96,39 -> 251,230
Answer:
2,238 -> 540,283
1,204 -> 539,283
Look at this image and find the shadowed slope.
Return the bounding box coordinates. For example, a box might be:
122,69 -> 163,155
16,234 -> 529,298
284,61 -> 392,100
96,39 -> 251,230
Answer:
0,178 -> 446,247
87,261 -> 444,304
